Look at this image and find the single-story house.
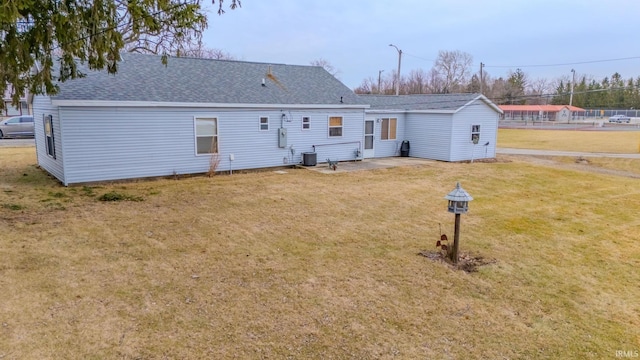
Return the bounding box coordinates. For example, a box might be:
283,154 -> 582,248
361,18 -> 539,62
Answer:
33,53 -> 369,185
359,94 -> 502,162
33,53 -> 502,185
499,105 -> 585,122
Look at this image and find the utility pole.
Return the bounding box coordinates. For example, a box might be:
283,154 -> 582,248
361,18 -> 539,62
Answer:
378,70 -> 384,94
480,62 -> 484,95
389,44 -> 402,96
569,69 -> 576,107
569,69 -> 576,123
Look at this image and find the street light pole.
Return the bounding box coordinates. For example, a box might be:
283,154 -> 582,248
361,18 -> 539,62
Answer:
378,69 -> 384,94
389,44 -> 402,96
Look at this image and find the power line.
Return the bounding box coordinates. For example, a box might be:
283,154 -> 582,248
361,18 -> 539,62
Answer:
402,52 -> 435,63
485,56 -> 640,69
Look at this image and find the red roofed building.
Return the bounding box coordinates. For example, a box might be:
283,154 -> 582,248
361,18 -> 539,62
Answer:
499,105 -> 585,122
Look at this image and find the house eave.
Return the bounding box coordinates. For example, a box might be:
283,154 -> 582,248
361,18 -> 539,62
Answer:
50,100 -> 370,109
455,95 -> 503,114
366,109 -> 457,114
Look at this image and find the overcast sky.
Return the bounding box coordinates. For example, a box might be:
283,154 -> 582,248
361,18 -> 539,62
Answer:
202,0 -> 640,89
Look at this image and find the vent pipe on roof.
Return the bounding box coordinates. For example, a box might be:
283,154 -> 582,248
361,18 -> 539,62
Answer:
267,65 -> 272,76
261,78 -> 266,86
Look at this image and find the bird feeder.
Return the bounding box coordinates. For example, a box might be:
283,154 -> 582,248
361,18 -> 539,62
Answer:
444,182 -> 473,264
445,182 -> 473,214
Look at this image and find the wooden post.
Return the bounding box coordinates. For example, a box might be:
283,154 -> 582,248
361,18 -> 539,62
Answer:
451,213 -> 461,264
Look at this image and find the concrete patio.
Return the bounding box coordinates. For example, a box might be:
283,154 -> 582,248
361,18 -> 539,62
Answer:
298,157 -> 437,174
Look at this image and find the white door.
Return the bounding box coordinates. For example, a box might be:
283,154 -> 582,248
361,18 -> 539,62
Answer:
363,120 -> 375,158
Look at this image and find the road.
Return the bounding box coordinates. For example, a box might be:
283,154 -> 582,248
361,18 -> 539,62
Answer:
500,120 -> 640,132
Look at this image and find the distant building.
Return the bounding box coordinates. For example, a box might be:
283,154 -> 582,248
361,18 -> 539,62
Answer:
499,105 -> 585,121
2,87 -> 31,120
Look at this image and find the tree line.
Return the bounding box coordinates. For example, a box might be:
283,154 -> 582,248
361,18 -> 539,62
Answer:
353,50 -> 640,110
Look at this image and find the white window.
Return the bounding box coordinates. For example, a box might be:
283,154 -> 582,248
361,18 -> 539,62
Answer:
471,124 -> 480,143
380,118 -> 397,140
328,116 -> 343,137
44,115 -> 56,158
259,116 -> 269,131
302,116 -> 310,130
195,118 -> 218,155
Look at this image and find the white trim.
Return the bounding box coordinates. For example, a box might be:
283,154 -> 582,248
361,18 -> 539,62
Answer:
259,116 -> 269,131
301,116 -> 311,131
193,116 -> 219,156
471,124 -> 481,143
51,100 -> 370,109
456,95 -> 503,114
327,115 -> 343,138
366,109 -> 457,114
380,117 -> 397,141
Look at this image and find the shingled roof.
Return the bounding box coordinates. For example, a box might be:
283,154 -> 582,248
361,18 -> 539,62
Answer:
52,53 -> 366,107
359,93 -> 501,113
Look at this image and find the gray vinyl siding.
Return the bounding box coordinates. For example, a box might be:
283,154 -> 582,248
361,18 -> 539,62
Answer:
55,106 -> 364,185
404,113 -> 453,161
449,101 -> 499,162
32,95 -> 66,184
368,113 -> 406,158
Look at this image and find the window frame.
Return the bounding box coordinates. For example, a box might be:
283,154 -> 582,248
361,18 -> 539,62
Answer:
194,117 -> 219,156
302,116 -> 310,130
44,114 -> 56,159
328,116 -> 343,138
380,117 -> 397,141
259,116 -> 269,131
471,124 -> 481,143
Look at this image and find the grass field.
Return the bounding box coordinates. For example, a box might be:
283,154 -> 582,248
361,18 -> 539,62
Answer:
1,132 -> 639,359
498,128 -> 640,153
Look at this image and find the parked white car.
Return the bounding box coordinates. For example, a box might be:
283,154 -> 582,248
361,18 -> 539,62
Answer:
0,115 -> 35,138
608,114 -> 631,123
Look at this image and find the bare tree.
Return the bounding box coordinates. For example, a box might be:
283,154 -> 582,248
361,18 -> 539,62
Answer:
310,58 -> 340,78
354,73 -> 395,95
354,77 -> 377,94
527,78 -> 552,104
434,50 -> 473,93
426,68 -> 445,94
405,69 -> 428,94
119,0 -> 241,57
181,43 -> 236,60
487,77 -> 509,104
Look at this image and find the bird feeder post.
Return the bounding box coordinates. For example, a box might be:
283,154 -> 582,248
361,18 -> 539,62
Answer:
444,182 -> 473,264
452,212 -> 461,263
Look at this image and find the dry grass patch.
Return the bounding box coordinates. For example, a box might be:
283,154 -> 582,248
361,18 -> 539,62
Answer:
499,128 -> 640,153
1,147 -> 639,359
562,156 -> 640,177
